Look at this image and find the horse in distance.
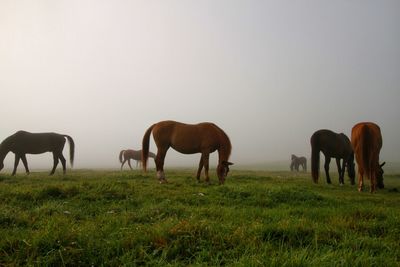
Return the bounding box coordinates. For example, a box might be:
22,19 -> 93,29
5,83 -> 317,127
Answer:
119,149 -> 155,170
142,120 -> 233,184
351,122 -> 385,193
290,154 -> 307,171
310,129 -> 355,185
0,131 -> 75,175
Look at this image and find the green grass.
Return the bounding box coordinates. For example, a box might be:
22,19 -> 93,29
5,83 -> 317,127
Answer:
0,169 -> 399,266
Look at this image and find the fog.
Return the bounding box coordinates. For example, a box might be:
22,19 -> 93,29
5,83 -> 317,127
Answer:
1,1 -> 399,171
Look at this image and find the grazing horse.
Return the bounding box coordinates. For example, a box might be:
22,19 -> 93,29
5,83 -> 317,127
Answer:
310,129 -> 355,185
290,154 -> 307,171
0,131 -> 75,175
142,120 -> 233,184
351,122 -> 385,193
119,149 -> 155,170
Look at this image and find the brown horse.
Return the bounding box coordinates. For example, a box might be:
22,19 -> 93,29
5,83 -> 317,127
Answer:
119,149 -> 155,170
290,154 -> 307,171
351,122 -> 385,193
142,120 -> 233,184
0,131 -> 75,175
311,129 -> 355,185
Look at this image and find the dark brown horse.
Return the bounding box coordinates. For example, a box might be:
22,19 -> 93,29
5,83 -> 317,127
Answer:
351,122 -> 385,193
142,120 -> 233,184
0,131 -> 75,175
119,149 -> 155,170
290,154 -> 307,171
310,129 -> 355,185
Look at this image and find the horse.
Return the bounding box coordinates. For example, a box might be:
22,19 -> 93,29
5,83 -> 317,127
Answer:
351,122 -> 385,193
0,131 -> 75,175
119,149 -> 155,170
142,120 -> 233,184
310,129 -> 355,185
290,154 -> 307,171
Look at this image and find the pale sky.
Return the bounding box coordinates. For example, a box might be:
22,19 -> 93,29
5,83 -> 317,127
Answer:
0,1 -> 399,170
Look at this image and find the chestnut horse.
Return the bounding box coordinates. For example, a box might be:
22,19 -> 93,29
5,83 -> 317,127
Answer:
0,131 -> 75,175
142,120 -> 233,184
351,122 -> 385,193
290,154 -> 307,171
119,149 -> 155,170
311,129 -> 355,185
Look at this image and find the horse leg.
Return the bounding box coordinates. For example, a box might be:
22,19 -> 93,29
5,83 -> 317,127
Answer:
202,153 -> 210,184
155,147 -> 168,183
324,156 -> 332,184
50,152 -> 59,175
20,154 -> 30,175
121,159 -> 129,170
196,155 -> 204,183
358,169 -> 364,192
336,158 -> 343,185
127,159 -> 133,170
59,153 -> 67,174
370,170 -> 376,193
12,154 -> 21,176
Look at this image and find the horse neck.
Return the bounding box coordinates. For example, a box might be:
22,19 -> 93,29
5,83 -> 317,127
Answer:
0,145 -> 9,163
217,145 -> 231,164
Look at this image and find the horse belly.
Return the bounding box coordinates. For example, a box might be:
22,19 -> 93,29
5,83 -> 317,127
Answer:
170,144 -> 201,154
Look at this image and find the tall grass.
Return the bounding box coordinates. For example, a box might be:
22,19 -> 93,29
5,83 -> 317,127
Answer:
0,169 -> 399,266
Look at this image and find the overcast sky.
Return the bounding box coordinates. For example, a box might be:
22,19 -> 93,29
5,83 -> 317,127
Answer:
0,0 -> 399,170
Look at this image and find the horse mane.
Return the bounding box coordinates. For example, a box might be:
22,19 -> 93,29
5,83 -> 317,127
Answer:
214,124 -> 232,162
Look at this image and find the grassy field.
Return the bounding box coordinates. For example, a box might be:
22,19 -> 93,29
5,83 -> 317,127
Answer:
0,169 -> 399,266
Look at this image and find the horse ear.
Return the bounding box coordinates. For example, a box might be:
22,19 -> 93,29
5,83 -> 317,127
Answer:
223,161 -> 233,166
380,162 -> 386,168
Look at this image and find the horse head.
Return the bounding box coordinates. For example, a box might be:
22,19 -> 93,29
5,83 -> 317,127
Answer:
377,162 -> 386,189
217,161 -> 233,185
346,153 -> 356,185
0,145 -> 5,172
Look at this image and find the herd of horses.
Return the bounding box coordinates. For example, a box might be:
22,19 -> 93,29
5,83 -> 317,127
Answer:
0,120 -> 385,192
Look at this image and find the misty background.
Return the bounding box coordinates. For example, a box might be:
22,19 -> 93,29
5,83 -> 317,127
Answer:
0,1 -> 399,171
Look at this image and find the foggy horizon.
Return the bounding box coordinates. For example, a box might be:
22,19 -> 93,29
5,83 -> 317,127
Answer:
1,1 -> 399,172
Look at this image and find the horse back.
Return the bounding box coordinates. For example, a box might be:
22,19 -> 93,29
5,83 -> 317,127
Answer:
351,122 -> 382,174
153,121 -> 230,154
7,131 -> 67,154
124,149 -> 142,160
311,129 -> 352,158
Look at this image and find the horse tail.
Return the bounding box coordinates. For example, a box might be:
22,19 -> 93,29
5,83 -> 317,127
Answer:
310,135 -> 319,183
119,150 -> 125,163
142,124 -> 155,172
64,135 -> 75,168
360,125 -> 372,179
